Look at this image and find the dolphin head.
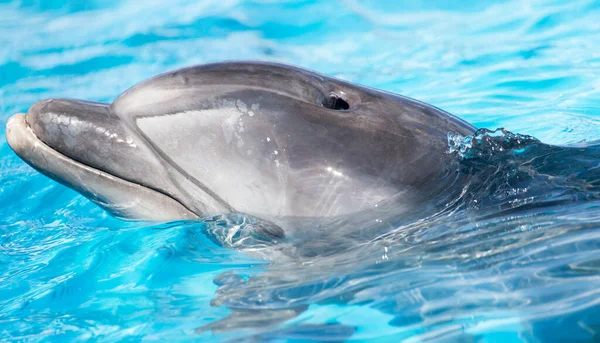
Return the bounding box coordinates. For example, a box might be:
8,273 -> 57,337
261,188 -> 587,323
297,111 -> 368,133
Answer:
6,61 -> 475,223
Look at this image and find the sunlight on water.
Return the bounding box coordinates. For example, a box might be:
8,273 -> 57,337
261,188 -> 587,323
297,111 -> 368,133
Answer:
2,0 -> 600,342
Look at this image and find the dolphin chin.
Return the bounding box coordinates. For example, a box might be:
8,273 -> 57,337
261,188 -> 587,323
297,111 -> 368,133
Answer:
6,113 -> 197,221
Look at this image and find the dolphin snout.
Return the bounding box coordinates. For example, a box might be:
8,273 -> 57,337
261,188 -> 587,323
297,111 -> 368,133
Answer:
6,104 -> 197,221
26,98 -> 112,151
20,97 -> 185,208
24,98 -> 134,174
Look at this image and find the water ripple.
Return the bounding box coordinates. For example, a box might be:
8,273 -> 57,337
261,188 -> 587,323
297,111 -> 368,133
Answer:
3,0 -> 600,342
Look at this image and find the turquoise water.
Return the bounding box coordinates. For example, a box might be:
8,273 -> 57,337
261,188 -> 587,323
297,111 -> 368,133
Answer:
2,0 -> 600,342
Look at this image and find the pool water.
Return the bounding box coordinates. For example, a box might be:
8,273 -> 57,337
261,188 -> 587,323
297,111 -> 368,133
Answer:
2,0 -> 600,342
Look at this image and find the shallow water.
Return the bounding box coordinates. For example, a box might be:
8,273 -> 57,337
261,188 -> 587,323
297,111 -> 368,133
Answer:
2,0 -> 600,342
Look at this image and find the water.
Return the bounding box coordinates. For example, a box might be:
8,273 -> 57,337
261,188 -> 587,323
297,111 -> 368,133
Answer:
2,0 -> 600,341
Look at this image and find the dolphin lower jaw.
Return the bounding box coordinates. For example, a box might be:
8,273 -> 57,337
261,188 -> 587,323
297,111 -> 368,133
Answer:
6,113 -> 197,221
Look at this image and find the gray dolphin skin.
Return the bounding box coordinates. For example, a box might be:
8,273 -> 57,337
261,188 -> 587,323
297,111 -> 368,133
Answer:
5,61 -> 475,226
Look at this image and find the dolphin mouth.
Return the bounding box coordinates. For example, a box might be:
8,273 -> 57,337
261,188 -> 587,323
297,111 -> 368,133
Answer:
6,113 -> 197,221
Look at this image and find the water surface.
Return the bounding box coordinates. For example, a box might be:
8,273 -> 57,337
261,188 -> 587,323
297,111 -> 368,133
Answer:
2,0 -> 600,342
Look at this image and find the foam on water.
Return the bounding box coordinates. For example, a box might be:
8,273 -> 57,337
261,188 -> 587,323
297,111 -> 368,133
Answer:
2,0 -> 600,342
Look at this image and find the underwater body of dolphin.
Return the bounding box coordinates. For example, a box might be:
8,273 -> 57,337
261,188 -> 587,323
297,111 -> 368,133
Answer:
6,61 -> 475,228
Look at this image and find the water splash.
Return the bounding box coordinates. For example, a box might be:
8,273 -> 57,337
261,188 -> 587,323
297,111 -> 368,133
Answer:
447,128 -> 539,159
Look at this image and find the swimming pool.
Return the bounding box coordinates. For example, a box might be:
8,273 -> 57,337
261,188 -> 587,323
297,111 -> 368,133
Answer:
2,0 -> 600,341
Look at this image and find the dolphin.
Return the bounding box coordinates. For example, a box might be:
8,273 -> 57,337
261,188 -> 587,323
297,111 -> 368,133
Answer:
5,61 -> 475,228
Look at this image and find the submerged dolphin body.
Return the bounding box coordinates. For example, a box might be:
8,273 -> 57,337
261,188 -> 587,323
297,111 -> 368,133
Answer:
6,61 -> 475,228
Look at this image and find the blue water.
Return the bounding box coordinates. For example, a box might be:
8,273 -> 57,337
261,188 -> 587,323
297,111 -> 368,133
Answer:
2,0 -> 600,342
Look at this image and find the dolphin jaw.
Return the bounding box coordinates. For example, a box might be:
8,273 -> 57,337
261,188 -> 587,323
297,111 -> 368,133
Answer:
6,113 -> 197,221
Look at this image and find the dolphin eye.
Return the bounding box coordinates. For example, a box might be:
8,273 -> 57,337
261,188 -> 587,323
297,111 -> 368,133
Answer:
322,93 -> 350,110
